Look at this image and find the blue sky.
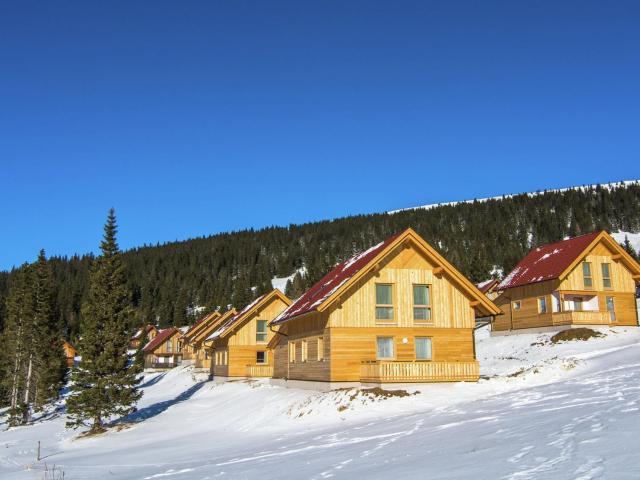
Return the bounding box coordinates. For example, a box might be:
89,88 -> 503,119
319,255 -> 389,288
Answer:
1,1 -> 639,270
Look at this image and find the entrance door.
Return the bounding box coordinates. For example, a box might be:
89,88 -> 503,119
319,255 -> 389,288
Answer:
606,296 -> 616,323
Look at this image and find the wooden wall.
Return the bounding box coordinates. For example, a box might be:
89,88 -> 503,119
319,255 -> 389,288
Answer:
560,243 -> 636,292
327,247 -> 476,330
329,327 -> 475,382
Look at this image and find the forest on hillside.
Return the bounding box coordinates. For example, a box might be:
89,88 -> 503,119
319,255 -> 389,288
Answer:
1,182 -> 639,339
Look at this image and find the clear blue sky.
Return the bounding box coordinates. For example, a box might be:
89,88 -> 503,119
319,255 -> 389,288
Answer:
1,1 -> 639,270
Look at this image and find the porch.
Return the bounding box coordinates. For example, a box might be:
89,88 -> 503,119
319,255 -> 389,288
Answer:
360,360 -> 479,383
246,364 -> 274,377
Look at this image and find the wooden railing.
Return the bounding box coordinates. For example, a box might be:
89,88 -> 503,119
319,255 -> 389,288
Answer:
360,361 -> 479,383
246,364 -> 273,377
148,362 -> 178,369
552,311 -> 611,326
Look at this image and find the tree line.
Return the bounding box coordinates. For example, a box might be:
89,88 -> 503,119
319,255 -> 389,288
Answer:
2,183 -> 640,342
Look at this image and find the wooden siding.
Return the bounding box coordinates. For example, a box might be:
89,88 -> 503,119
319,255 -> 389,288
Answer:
327,247 -> 476,330
329,327 -> 475,382
560,246 -> 636,292
246,365 -> 273,377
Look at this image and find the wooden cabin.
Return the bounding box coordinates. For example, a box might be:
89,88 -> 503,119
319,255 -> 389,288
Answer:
129,325 -> 159,350
180,311 -> 221,364
192,309 -> 236,370
143,327 -> 183,369
493,231 -> 640,332
207,290 -> 292,379
268,228 -> 501,386
62,340 -> 77,368
477,278 -> 500,301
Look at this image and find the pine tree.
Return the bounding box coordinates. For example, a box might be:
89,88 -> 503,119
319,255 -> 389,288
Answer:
32,250 -> 66,411
623,236 -> 639,261
66,209 -> 142,433
134,323 -> 148,371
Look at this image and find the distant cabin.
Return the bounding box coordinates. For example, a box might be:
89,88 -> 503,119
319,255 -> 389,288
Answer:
207,290 -> 291,379
129,325 -> 159,350
493,231 -> 640,332
269,228 -> 501,386
62,340 -> 77,368
143,327 -> 183,369
192,309 -> 236,371
476,278 -> 500,300
179,311 -> 222,365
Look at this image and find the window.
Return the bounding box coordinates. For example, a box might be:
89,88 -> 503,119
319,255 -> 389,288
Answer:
606,296 -> 616,322
583,262 -> 593,288
301,340 -> 308,362
256,351 -> 267,364
512,301 -> 521,311
317,337 -> 324,361
165,339 -> 172,352
415,337 -> 433,360
574,297 -> 583,311
538,297 -> 547,314
204,350 -> 209,360
256,320 -> 267,343
375,284 -> 394,320
289,341 -> 296,363
376,337 -> 394,359
413,285 -> 432,322
601,263 -> 612,289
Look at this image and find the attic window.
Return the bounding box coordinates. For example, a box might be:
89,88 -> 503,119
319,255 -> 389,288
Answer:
601,263 -> 612,289
583,262 -> 593,288
375,284 -> 394,321
256,320 -> 267,343
413,285 -> 432,322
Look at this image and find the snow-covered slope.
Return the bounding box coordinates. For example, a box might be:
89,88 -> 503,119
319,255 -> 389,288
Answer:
2,327 -> 640,479
389,180 -> 640,214
611,231 -> 640,254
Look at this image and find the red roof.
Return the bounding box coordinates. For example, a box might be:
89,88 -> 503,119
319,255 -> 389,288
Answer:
271,232 -> 403,325
477,278 -> 499,294
143,327 -> 180,353
498,231 -> 602,290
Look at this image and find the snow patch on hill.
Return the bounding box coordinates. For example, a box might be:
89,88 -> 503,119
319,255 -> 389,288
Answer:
611,231 -> 640,254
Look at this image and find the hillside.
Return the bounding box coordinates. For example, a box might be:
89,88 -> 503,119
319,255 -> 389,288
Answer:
1,180 -> 640,337
2,326 -> 639,479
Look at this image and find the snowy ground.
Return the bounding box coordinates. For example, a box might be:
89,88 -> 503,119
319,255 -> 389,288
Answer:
2,326 -> 640,479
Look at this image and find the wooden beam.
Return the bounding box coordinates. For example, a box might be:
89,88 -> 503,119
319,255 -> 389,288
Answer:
612,253 -> 622,261
433,266 -> 444,276
470,300 -> 479,307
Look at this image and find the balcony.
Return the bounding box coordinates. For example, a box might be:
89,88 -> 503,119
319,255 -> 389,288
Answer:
360,360 -> 479,383
552,310 -> 611,326
246,364 -> 273,377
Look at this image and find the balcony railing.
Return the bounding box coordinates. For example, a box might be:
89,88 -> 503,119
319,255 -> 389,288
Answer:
552,310 -> 611,326
148,362 -> 178,369
360,360 -> 479,383
246,364 -> 273,377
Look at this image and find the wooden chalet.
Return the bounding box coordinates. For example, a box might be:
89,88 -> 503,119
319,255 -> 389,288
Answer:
207,289 -> 291,379
476,278 -> 500,301
493,231 -> 640,332
143,327 -> 184,369
268,228 -> 501,386
179,311 -> 221,364
192,309 -> 236,370
129,324 -> 159,350
62,340 -> 77,368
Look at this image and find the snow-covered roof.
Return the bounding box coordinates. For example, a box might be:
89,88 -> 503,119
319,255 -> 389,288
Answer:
143,328 -> 180,353
498,231 -> 602,290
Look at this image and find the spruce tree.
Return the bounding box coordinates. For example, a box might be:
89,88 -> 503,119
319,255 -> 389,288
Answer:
66,209 -> 142,433
133,323 -> 148,371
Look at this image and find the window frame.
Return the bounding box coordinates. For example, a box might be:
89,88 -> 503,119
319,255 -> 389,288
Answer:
412,284 -> 433,324
256,351 -> 267,365
512,300 -> 521,311
538,296 -> 547,314
376,336 -> 395,360
165,338 -> 172,352
317,336 -> 324,361
289,341 -> 296,364
415,337 -> 433,361
582,262 -> 593,289
301,339 -> 308,363
256,319 -> 268,344
375,283 -> 395,322
601,263 -> 612,289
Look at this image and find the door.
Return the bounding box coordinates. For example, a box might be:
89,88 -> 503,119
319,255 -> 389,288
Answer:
606,296 -> 616,323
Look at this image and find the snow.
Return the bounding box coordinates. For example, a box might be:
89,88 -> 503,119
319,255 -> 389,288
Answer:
3,326 -> 640,478
476,279 -> 495,289
611,231 -> 640,254
271,267 -> 307,293
388,180 -> 640,214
